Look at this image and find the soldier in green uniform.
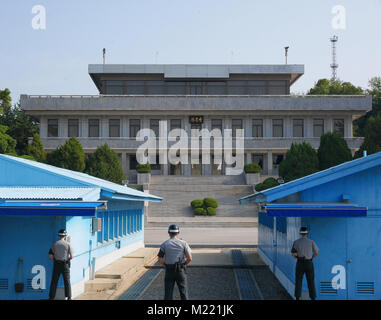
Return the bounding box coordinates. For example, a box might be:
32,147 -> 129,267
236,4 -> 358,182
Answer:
291,227 -> 319,300
157,224 -> 192,300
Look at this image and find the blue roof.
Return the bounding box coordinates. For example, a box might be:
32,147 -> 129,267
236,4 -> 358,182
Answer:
0,187 -> 101,201
239,152 -> 381,204
0,155 -> 162,202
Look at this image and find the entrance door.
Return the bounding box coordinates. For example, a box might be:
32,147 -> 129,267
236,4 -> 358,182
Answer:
211,154 -> 222,175
191,156 -> 202,176
170,163 -> 181,175
346,218 -> 379,300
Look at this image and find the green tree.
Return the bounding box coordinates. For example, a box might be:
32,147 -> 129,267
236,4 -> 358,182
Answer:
279,142 -> 319,182
46,137 -> 86,172
0,102 -> 39,155
317,132 -> 352,170
353,77 -> 381,136
0,124 -> 16,154
86,144 -> 125,184
308,78 -> 364,95
354,116 -> 381,159
0,88 -> 12,115
27,133 -> 46,162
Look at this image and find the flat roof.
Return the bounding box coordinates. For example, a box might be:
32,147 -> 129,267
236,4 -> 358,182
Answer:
88,64 -> 305,89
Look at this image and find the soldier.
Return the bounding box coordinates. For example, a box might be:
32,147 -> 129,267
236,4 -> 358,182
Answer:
157,224 -> 192,300
48,229 -> 73,300
291,226 -> 319,300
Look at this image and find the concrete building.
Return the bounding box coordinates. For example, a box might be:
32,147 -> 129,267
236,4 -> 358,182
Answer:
0,154 -> 161,300
20,64 -> 371,182
240,152 -> 381,300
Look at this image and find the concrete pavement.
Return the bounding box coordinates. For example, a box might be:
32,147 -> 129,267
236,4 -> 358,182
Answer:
144,227 -> 258,247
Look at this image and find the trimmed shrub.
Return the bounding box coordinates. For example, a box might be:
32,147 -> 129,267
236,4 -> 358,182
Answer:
203,197 -> 218,208
255,177 -> 280,192
194,208 -> 207,216
318,132 -> 352,170
136,163 -> 151,173
191,199 -> 204,208
206,207 -> 217,216
244,163 -> 262,174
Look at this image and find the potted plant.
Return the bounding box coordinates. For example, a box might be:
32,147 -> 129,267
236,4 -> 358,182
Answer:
244,163 -> 262,185
136,164 -> 151,185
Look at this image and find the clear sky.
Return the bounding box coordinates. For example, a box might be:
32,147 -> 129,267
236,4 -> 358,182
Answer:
1,0 -> 380,103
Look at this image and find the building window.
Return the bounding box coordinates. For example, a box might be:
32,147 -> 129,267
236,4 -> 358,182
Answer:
189,82 -> 203,95
105,80 -> 124,94
149,154 -> 161,171
68,119 -> 79,137
232,119 -> 243,137
334,119 -> 344,136
293,119 -> 304,137
268,81 -> 287,95
109,119 -> 120,137
47,119 -> 59,137
211,119 -> 223,133
126,81 -> 145,94
206,82 -> 227,95
252,154 -> 264,169
129,119 -> 141,138
228,81 -> 246,95
252,119 -> 263,138
248,81 -> 267,95
313,119 -> 324,138
146,81 -> 165,95
129,155 -> 138,170
150,119 -> 160,137
88,119 -> 100,137
170,119 -> 181,131
167,82 -> 186,95
272,119 -> 283,137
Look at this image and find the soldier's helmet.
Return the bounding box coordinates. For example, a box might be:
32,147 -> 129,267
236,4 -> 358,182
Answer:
58,229 -> 68,237
168,224 -> 180,234
299,227 -> 308,234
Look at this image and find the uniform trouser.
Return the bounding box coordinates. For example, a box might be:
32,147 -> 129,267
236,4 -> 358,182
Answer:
49,261 -> 71,299
294,260 -> 316,300
164,266 -> 188,300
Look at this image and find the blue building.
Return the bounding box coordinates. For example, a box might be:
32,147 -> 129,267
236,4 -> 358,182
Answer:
240,152 -> 381,300
0,154 -> 162,300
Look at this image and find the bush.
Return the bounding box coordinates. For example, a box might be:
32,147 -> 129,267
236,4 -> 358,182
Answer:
206,207 -> 217,216
194,208 -> 207,216
203,197 -> 218,208
255,177 -> 280,192
318,132 -> 352,170
191,199 -> 204,208
244,163 -> 262,174
279,142 -> 319,182
27,133 -> 46,162
136,163 -> 151,173
86,144 -> 126,184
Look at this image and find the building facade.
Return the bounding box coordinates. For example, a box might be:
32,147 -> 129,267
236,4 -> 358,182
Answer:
20,64 -> 371,182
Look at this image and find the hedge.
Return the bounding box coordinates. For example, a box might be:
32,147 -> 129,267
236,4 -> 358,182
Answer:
194,208 -> 207,216
255,177 -> 280,192
203,197 -> 218,208
136,163 -> 151,173
206,207 -> 217,216
244,163 -> 262,174
191,199 -> 204,208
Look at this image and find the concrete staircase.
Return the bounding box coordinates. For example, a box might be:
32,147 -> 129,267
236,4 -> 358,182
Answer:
147,175 -> 258,228
76,248 -> 158,300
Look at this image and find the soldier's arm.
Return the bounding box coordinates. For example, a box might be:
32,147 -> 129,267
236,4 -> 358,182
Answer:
185,252 -> 192,265
184,243 -> 192,265
157,248 -> 166,266
69,245 -> 74,260
49,247 -> 54,260
312,241 -> 319,259
291,243 -> 297,259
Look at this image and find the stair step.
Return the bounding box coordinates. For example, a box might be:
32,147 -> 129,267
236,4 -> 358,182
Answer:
85,278 -> 121,292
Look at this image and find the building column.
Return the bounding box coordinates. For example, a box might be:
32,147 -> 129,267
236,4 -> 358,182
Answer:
264,118 -> 272,137
121,152 -> 127,177
40,117 -> 47,138
101,118 -> 108,138
267,151 -> 273,176
246,152 -> 251,164
59,117 -> 67,138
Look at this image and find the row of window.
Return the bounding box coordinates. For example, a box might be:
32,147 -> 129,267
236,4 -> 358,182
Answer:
96,210 -> 143,243
47,118 -> 345,138
103,80 -> 289,95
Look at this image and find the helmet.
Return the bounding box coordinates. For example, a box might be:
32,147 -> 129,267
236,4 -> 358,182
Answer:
58,229 -> 68,237
299,227 -> 308,234
168,224 -> 179,234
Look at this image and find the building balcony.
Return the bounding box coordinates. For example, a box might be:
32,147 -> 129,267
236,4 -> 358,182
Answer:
40,136 -> 364,151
